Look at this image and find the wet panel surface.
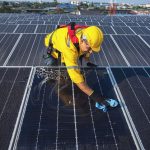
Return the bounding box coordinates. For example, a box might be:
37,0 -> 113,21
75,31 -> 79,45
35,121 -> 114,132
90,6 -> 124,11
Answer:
16,68 -> 136,150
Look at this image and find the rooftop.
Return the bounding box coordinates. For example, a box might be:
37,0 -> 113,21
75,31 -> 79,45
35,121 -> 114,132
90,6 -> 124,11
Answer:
0,13 -> 150,150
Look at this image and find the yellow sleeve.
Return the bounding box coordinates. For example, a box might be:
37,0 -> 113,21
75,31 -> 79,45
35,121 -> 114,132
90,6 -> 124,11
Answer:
63,49 -> 84,83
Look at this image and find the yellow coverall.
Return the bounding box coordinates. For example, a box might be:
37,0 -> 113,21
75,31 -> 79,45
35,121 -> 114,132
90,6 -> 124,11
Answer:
45,27 -> 90,84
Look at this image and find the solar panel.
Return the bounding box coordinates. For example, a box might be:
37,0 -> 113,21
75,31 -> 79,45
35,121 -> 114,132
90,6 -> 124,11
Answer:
0,34 -> 20,65
99,26 -> 115,34
0,14 -> 150,150
112,26 -> 135,34
15,68 -> 136,149
111,67 -> 150,150
14,25 -> 37,33
138,22 -> 150,27
125,23 -> 140,27
112,22 -> 126,26
112,35 -> 150,66
130,27 -> 150,35
31,21 -> 45,25
0,67 -> 31,150
6,34 -> 46,66
91,35 -> 127,66
36,25 -> 56,33
16,21 -> 31,24
141,35 -> 150,45
0,25 -> 17,33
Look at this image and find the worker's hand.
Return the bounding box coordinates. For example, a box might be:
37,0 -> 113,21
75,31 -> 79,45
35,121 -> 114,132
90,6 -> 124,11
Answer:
89,91 -> 105,103
87,62 -> 97,67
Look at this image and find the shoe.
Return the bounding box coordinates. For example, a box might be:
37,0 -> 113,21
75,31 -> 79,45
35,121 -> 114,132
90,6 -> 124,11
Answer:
95,102 -> 107,112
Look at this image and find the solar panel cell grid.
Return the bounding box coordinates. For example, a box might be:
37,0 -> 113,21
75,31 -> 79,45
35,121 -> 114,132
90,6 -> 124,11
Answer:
113,35 -> 150,66
99,35 -> 127,66
16,68 -> 137,149
141,35 -> 150,45
99,26 -> 115,34
111,67 -> 150,150
0,68 -> 31,150
131,27 -> 150,35
112,26 -> 135,34
0,14 -> 150,150
0,34 -> 20,65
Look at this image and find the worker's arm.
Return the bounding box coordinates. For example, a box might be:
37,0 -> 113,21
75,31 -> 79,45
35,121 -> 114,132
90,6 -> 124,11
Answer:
76,82 -> 105,103
63,49 -> 104,102
76,82 -> 93,96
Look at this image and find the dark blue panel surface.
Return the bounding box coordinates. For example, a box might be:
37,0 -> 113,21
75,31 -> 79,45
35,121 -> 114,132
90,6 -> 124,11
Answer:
113,26 -> 134,34
31,21 -> 44,24
83,68 -> 136,149
113,22 -> 126,26
125,23 -> 139,27
36,25 -> 47,33
25,25 -> 36,33
111,67 -> 150,150
113,35 -> 150,66
0,25 -> 7,33
99,26 -> 115,34
15,25 -> 27,33
17,21 -> 31,24
36,25 -> 56,33
2,25 -> 17,33
7,34 -> 46,66
97,35 -> 127,66
0,34 -> 5,41
16,68 -> 136,149
0,34 -> 20,65
141,35 -> 150,45
17,68 -> 76,149
0,68 -> 31,150
131,27 -> 150,35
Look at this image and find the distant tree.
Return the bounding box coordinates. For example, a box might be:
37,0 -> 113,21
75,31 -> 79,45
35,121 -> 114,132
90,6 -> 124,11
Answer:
2,1 -> 9,7
91,2 -> 94,7
54,0 -> 58,4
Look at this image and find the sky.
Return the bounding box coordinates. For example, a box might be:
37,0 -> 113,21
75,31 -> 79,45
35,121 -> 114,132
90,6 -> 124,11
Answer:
2,0 -> 149,5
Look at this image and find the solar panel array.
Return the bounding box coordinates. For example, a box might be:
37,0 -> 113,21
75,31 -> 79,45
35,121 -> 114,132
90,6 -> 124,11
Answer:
0,13 -> 150,150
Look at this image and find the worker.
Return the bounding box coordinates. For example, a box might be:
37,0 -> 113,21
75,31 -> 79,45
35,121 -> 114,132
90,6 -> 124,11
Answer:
44,23 -> 118,112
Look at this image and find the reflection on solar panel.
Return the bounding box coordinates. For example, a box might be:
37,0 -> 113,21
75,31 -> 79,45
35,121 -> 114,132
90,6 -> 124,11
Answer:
0,67 -> 31,150
16,68 -> 136,150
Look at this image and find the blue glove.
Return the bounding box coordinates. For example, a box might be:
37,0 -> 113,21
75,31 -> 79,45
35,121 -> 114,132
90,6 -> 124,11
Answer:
95,99 -> 119,112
